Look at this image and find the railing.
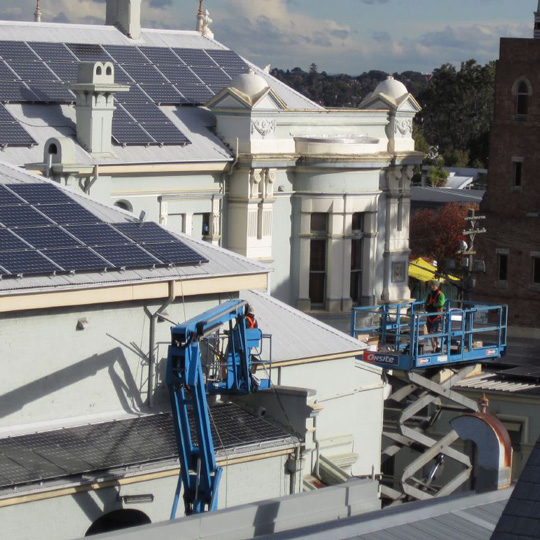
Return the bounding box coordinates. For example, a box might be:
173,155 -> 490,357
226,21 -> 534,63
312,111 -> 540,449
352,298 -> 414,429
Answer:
351,300 -> 507,369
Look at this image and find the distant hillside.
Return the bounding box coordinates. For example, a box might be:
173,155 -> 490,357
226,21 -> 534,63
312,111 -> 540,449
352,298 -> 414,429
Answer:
271,61 -> 495,169
270,64 -> 429,107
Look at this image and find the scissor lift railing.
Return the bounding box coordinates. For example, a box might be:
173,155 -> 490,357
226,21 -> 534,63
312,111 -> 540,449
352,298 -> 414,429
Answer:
352,300 -> 508,505
352,300 -> 507,370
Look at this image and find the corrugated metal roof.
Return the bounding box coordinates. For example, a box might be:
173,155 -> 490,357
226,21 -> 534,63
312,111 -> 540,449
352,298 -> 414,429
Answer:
256,488 -> 511,540
454,372 -> 540,396
0,21 -> 320,170
241,290 -> 369,363
2,104 -> 233,166
411,186 -> 485,205
0,160 -> 268,294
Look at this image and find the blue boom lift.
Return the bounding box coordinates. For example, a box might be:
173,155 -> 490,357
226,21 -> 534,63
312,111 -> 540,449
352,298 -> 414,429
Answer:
351,299 -> 508,503
166,299 -> 271,518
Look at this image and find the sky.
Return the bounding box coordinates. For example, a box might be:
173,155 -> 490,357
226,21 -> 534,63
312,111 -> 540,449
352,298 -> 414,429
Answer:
0,0 -> 536,75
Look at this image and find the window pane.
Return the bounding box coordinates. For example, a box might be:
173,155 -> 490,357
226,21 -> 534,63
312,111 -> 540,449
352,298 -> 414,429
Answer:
311,213 -> 327,233
309,273 -> 325,304
534,257 -> 540,284
517,93 -> 528,115
514,162 -> 522,187
352,212 -> 364,232
310,239 -> 326,272
351,238 -> 362,271
498,254 -> 508,281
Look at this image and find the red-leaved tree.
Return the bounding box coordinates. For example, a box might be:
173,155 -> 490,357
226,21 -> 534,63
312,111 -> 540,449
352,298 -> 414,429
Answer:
410,203 -> 476,273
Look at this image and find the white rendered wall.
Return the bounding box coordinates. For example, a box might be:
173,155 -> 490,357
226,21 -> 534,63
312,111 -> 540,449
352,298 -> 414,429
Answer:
0,454 -> 290,540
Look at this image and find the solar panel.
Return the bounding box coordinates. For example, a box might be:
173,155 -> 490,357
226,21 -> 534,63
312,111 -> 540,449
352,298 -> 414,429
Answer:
103,45 -> 148,65
64,224 -> 131,246
9,183 -> 76,204
28,42 -> 77,64
0,250 -> 59,274
121,64 -> 169,84
0,123 -> 37,147
15,226 -> 82,249
0,184 -> 25,205
175,84 -> 214,104
0,80 -> 38,102
111,66 -> 134,84
156,64 -> 202,85
138,46 -> 185,66
27,81 -> 75,102
46,62 -> 79,82
0,229 -> 30,251
206,49 -> 247,68
173,48 -> 215,67
66,43 -> 110,62
0,60 -> 18,80
142,123 -> 191,145
112,122 -> 155,145
36,204 -> 102,225
45,247 -> 111,272
94,244 -> 159,268
114,221 -> 179,244
138,84 -> 186,105
141,242 -> 208,266
9,62 -> 57,82
0,41 -> 39,62
113,105 -> 135,124
0,205 -> 51,227
191,66 -> 231,86
116,85 -> 152,104
122,102 -> 165,123
220,65 -> 250,78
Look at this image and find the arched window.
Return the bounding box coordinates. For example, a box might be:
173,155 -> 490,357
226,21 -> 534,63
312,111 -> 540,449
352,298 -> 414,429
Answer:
85,509 -> 150,536
515,79 -> 531,116
114,200 -> 133,212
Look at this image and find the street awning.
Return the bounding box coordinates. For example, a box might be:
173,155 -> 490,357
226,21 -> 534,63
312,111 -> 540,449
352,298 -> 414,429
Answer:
408,258 -> 460,283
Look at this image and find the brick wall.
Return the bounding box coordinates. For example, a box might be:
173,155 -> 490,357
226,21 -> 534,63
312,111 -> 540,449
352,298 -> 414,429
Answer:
475,38 -> 540,328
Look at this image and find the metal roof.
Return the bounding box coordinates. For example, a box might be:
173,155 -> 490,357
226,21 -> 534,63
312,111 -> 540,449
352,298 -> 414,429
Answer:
240,290 -> 370,364
257,488 -> 510,540
411,186 -> 485,205
0,160 -> 268,294
492,436 -> 540,540
0,403 -> 296,494
0,20 -> 319,168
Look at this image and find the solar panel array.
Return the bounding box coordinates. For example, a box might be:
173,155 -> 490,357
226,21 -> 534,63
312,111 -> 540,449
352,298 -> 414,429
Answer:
0,182 -> 208,278
0,40 -> 250,147
0,404 -> 292,488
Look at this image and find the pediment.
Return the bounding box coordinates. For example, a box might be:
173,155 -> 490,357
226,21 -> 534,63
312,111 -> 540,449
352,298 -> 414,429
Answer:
207,86 -> 287,111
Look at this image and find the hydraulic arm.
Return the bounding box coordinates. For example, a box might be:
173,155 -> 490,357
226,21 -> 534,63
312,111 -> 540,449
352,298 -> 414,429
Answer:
166,299 -> 271,517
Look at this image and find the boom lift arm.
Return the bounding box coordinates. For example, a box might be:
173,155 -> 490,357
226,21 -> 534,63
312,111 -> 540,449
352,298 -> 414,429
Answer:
166,299 -> 271,518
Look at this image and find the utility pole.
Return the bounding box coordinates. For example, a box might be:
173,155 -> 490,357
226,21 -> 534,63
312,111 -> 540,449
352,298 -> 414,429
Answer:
461,208 -> 486,301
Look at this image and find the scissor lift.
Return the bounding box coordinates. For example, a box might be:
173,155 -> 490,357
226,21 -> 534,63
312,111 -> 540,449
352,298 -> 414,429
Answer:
352,300 -> 508,504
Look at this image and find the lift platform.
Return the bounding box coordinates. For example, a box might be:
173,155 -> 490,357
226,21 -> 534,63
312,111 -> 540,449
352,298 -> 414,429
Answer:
352,300 -> 507,370
351,300 -> 508,504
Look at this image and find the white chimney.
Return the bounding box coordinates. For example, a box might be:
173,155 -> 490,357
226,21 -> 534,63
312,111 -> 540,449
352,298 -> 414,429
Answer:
106,0 -> 142,40
70,62 -> 128,155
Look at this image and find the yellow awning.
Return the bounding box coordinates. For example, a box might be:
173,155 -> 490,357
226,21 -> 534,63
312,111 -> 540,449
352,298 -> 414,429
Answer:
408,258 -> 460,283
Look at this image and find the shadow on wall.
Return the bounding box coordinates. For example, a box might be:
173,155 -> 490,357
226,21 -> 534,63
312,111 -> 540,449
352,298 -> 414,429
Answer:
0,347 -> 145,420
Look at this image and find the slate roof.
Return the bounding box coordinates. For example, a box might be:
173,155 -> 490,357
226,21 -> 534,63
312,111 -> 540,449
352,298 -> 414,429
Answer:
0,402 -> 296,494
0,159 -> 268,294
491,437 -> 540,540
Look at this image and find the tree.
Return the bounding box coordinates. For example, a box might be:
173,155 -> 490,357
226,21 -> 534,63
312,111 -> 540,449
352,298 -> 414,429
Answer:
409,203 -> 476,274
417,60 -> 495,168
428,157 -> 449,187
